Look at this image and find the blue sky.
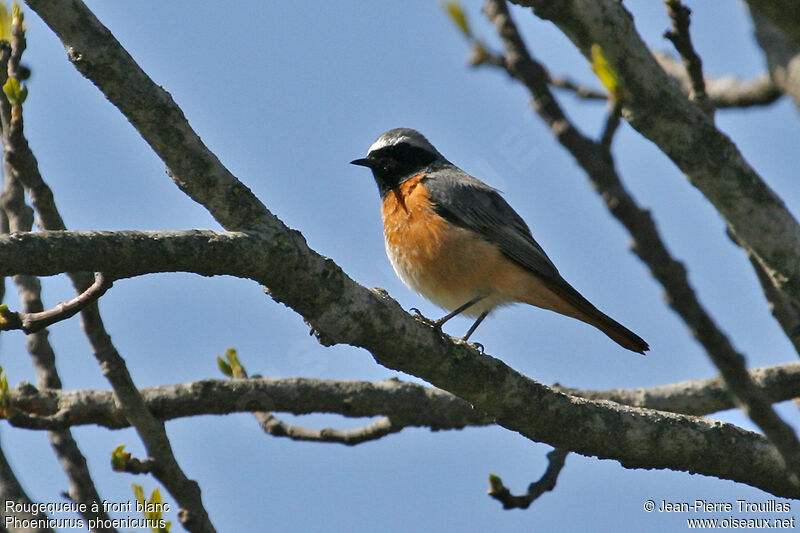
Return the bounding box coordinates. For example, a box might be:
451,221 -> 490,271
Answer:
2,1 -> 799,531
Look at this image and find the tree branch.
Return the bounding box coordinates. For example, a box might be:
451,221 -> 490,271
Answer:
547,74 -> 607,100
6,377 -> 491,432
255,413 -> 401,446
558,361 -> 800,416
0,18 -> 122,531
663,0 -> 710,114
654,52 -> 783,109
488,448 -> 568,509
0,230 -> 260,279
7,361 -> 800,431
1,273 -> 113,333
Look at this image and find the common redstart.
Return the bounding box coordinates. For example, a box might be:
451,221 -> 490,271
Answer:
351,128 -> 649,354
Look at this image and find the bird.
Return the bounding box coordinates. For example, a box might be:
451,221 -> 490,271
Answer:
350,128 -> 649,354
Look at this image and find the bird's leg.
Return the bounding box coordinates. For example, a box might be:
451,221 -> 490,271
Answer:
411,296 -> 487,342
462,310 -> 489,341
434,295 -> 486,328
410,296 -> 484,327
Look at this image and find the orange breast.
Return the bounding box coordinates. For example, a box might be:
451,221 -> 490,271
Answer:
381,174 -> 538,316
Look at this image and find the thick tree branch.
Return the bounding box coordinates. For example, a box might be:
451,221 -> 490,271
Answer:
20,0 -> 800,499
7,361 -> 800,431
559,361 -> 800,417
7,229 -> 798,439
0,230 -> 259,279
6,377 -> 491,432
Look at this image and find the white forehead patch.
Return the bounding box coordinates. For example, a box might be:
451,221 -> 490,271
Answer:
366,128 -> 438,156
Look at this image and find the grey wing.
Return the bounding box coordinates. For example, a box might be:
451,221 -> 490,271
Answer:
423,167 -> 563,282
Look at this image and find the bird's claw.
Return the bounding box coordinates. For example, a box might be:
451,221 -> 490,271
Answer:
409,308 -> 442,329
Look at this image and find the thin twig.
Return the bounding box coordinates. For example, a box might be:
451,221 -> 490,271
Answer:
488,448 -> 568,509
225,355 -> 407,446
599,100 -> 623,152
0,273 -> 113,333
256,413 -> 401,446
664,1 -> 710,112
116,457 -> 159,475
548,74 -> 607,100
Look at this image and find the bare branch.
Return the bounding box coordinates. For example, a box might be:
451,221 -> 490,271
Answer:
548,74 -> 607,100
0,230 -> 260,279
663,0 -> 711,114
116,457 -> 158,476
7,361 -> 800,430
3,377 -> 486,431
599,100 -> 623,152
8,5 -> 215,530
255,413 -> 401,446
560,361 -> 800,416
488,448 -> 568,509
654,52 -> 783,109
723,229 -> 800,355
1,273 -> 113,333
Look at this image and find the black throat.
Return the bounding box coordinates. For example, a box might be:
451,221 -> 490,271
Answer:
367,144 -> 442,198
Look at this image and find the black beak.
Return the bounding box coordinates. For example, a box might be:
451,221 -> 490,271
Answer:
350,157 -> 374,168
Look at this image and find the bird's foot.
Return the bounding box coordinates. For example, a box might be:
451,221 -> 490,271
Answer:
463,340 -> 484,353
409,307 -> 442,329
